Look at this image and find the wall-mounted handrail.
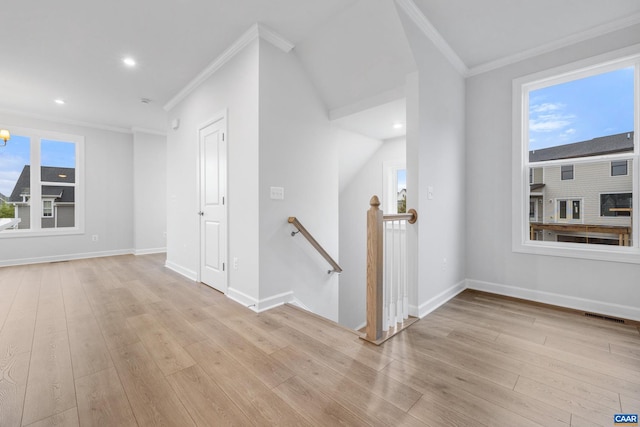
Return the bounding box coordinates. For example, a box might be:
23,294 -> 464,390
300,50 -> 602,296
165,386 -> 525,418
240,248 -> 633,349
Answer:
288,217 -> 342,274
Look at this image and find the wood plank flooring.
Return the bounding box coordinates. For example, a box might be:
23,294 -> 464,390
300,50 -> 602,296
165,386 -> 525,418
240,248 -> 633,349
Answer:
0,254 -> 638,426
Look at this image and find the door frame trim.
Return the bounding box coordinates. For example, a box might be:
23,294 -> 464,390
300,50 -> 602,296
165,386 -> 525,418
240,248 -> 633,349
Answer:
196,109 -> 228,289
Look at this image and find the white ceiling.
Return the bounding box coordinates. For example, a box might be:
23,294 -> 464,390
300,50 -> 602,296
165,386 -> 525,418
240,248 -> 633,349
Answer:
331,98 -> 407,141
1,0 -> 639,133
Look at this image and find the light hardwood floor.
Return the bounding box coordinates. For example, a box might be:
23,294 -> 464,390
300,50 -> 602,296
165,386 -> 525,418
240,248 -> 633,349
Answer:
0,254 -> 638,426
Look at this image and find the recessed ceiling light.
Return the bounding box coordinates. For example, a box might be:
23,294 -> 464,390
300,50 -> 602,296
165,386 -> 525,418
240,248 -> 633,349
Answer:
58,174 -> 67,178
393,123 -> 404,129
54,99 -> 65,105
123,57 -> 136,67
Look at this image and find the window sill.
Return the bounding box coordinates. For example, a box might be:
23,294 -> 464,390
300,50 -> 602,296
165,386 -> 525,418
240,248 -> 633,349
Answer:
0,228 -> 84,239
513,240 -> 640,264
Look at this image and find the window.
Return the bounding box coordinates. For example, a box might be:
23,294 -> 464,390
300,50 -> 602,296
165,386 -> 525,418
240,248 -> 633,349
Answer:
611,160 -> 628,176
383,161 -> 406,214
560,165 -> 573,180
556,199 -> 581,222
512,50 -> 638,262
0,126 -> 84,237
42,200 -> 53,217
601,193 -> 632,217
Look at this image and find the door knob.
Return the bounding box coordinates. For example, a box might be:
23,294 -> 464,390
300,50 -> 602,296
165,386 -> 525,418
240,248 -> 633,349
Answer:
198,211 -> 204,216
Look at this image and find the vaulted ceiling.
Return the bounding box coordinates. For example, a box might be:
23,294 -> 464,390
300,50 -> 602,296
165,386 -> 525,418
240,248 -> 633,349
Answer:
1,0 -> 639,132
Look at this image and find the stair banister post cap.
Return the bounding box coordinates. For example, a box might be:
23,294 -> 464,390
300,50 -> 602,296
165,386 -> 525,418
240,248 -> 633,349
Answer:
370,195 -> 381,208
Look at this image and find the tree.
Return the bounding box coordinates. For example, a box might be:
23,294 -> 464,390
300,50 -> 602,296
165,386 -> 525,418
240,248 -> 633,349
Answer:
397,196 -> 406,214
0,203 -> 15,218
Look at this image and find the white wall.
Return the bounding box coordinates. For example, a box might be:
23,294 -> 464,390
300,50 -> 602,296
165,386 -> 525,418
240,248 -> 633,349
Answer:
466,25 -> 640,320
0,113 -> 134,265
338,132 -> 383,193
133,130 -> 167,254
398,8 -> 468,317
258,40 -> 341,320
339,137 -> 405,329
166,39 -> 260,302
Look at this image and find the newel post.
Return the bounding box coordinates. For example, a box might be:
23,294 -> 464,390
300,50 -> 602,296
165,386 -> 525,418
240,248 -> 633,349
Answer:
366,195 -> 384,341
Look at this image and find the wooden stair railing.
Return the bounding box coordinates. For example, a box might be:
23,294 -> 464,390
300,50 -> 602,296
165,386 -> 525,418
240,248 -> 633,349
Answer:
362,195 -> 418,345
288,217 -> 342,274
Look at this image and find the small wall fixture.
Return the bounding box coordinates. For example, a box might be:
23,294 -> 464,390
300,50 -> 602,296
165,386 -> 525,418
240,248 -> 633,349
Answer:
0,129 -> 10,146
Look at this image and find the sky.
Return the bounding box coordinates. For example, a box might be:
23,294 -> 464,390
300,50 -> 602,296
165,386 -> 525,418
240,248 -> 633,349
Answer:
529,66 -> 635,151
0,137 -> 75,197
397,169 -> 406,192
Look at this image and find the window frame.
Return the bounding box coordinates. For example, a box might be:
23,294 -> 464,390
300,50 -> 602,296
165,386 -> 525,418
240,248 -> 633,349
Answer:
611,160 -> 629,177
560,165 -> 574,181
42,199 -> 54,218
0,125 -> 84,238
600,192 -> 632,217
512,47 -> 640,263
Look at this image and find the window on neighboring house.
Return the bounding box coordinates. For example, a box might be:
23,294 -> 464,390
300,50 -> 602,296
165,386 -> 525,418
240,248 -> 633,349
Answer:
561,165 -> 574,180
0,126 -> 84,237
601,193 -> 632,217
513,52 -> 637,262
611,160 -> 628,176
42,200 -> 53,217
557,199 -> 581,222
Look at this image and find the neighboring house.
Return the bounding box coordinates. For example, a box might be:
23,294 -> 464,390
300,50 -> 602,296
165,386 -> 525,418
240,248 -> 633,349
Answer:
0,192 -> 8,205
9,166 -> 76,230
529,132 -> 634,245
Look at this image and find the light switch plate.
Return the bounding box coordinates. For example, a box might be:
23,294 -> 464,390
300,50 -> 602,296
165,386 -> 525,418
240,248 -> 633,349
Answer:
270,187 -> 284,200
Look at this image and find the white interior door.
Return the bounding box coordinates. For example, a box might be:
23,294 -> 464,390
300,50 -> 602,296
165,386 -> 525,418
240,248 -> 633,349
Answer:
199,117 -> 227,293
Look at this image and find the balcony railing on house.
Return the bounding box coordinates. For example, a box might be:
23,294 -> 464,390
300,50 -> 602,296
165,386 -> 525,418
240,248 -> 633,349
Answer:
362,195 -> 418,345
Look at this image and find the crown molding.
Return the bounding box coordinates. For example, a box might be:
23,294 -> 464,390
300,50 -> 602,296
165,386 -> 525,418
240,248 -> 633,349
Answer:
394,0 -> 468,76
131,126 -> 167,137
0,107 -> 132,134
164,23 -> 295,112
257,24 -> 295,53
468,12 -> 640,77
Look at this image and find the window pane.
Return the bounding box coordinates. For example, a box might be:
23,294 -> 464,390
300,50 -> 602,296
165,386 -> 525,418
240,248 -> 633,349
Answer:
601,193 -> 632,217
524,63 -> 635,249
529,67 -> 634,155
559,200 -> 567,219
41,140 -> 75,182
40,140 -> 75,229
1,135 -> 31,230
572,200 -> 580,220
611,160 -> 628,176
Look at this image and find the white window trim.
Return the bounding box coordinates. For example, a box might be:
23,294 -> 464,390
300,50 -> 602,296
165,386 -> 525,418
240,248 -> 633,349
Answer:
0,125 -> 85,238
42,199 -> 54,218
555,198 -> 583,224
611,159 -> 629,177
383,160 -> 406,215
512,45 -> 640,264
599,191 -> 633,218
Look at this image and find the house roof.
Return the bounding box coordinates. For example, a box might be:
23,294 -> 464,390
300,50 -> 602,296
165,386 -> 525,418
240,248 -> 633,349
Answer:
9,166 -> 76,203
529,132 -> 634,162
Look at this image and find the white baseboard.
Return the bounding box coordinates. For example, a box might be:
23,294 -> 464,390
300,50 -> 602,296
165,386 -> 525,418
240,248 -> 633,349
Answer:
466,279 -> 640,322
226,287 -> 259,311
0,249 -> 134,268
410,280 -> 467,319
255,291 -> 294,313
164,261 -> 197,281
134,247 -> 166,256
